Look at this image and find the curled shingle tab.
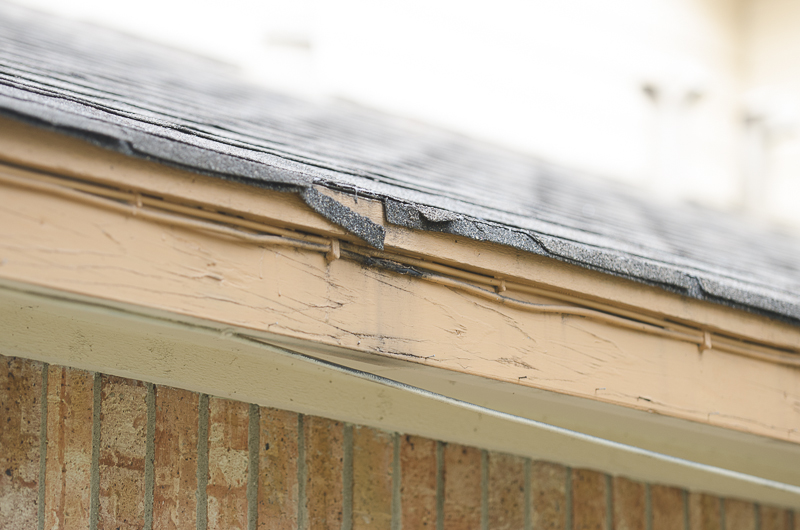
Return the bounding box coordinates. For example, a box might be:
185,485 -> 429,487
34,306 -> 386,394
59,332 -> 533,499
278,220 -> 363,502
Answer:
1,4 -> 799,323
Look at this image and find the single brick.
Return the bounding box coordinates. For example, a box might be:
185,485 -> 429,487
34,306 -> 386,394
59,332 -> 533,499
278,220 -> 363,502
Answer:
0,355 -> 42,529
651,485 -> 684,530
304,416 -> 344,530
258,407 -> 298,530
154,386 -> 199,530
760,505 -> 792,530
44,365 -> 94,530
613,477 -> 645,530
352,426 -> 393,530
530,461 -> 567,530
724,499 -> 755,530
689,493 -> 721,530
207,397 -> 250,530
442,443 -> 482,530
98,375 -> 148,530
487,452 -> 525,530
400,435 -> 437,529
572,469 -> 608,530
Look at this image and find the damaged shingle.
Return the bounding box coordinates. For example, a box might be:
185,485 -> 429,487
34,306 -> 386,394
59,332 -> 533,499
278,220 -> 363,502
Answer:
302,187 -> 385,249
1,3 -> 800,324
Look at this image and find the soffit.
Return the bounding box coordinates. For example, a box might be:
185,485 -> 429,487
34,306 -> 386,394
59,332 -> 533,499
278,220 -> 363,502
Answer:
3,279 -> 800,508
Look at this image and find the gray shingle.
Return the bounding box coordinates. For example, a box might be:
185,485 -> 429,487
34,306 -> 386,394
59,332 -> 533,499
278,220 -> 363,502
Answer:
2,3 -> 799,323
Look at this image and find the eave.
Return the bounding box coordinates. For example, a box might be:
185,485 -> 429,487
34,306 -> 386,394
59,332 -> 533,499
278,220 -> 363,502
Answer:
2,116 -> 800,495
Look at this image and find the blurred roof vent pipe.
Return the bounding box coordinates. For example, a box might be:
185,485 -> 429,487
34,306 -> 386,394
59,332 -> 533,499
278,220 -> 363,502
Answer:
641,59 -> 709,201
740,90 -> 798,216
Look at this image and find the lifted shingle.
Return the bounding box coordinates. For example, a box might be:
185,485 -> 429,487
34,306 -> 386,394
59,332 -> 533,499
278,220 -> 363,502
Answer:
1,3 -> 799,323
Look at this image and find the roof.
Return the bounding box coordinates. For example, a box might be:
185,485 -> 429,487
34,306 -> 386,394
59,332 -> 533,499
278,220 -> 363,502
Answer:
2,3 -> 800,324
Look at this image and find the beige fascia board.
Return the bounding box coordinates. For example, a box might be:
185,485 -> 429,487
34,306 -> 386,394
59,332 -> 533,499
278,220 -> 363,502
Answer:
5,275 -> 800,491
268,333 -> 800,490
1,116 -> 799,353
2,279 -> 800,509
2,118 -> 800,449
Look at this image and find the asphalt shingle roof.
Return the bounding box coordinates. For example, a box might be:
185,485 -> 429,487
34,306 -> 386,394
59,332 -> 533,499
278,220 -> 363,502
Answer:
2,3 -> 800,324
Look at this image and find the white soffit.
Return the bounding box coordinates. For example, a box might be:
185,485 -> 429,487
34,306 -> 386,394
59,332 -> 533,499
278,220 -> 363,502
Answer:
1,278 -> 800,509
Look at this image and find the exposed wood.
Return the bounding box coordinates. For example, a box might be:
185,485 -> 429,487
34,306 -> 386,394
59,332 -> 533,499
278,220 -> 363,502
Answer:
1,171 -> 799,448
1,116 -> 799,354
1,151 -> 794,370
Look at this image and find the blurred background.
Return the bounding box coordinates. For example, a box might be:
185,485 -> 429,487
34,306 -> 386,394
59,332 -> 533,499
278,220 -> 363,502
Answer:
11,0 -> 800,229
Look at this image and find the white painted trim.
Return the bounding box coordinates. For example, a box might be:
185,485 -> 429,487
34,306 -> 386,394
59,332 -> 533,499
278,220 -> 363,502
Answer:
1,278 -> 799,508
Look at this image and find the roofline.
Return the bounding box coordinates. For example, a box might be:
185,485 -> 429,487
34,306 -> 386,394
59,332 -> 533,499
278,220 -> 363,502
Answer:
2,122 -> 800,455
1,91 -> 798,325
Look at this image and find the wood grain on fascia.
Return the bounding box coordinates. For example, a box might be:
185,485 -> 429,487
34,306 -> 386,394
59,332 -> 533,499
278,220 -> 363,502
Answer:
154,386 -> 199,530
207,397 -> 250,530
4,177 -> 800,448
4,116 -> 799,356
44,365 -> 94,530
0,355 -> 42,529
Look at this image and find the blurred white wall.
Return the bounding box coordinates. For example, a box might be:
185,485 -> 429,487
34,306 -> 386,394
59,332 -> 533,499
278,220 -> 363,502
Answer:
740,0 -> 800,227
314,0 -> 742,209
10,0 -> 800,228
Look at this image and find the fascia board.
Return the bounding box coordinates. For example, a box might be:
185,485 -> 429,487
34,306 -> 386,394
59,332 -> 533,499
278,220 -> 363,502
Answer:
2,279 -> 800,509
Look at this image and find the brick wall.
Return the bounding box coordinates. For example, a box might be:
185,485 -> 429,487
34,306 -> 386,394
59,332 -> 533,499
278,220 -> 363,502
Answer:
1,353 -> 798,530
